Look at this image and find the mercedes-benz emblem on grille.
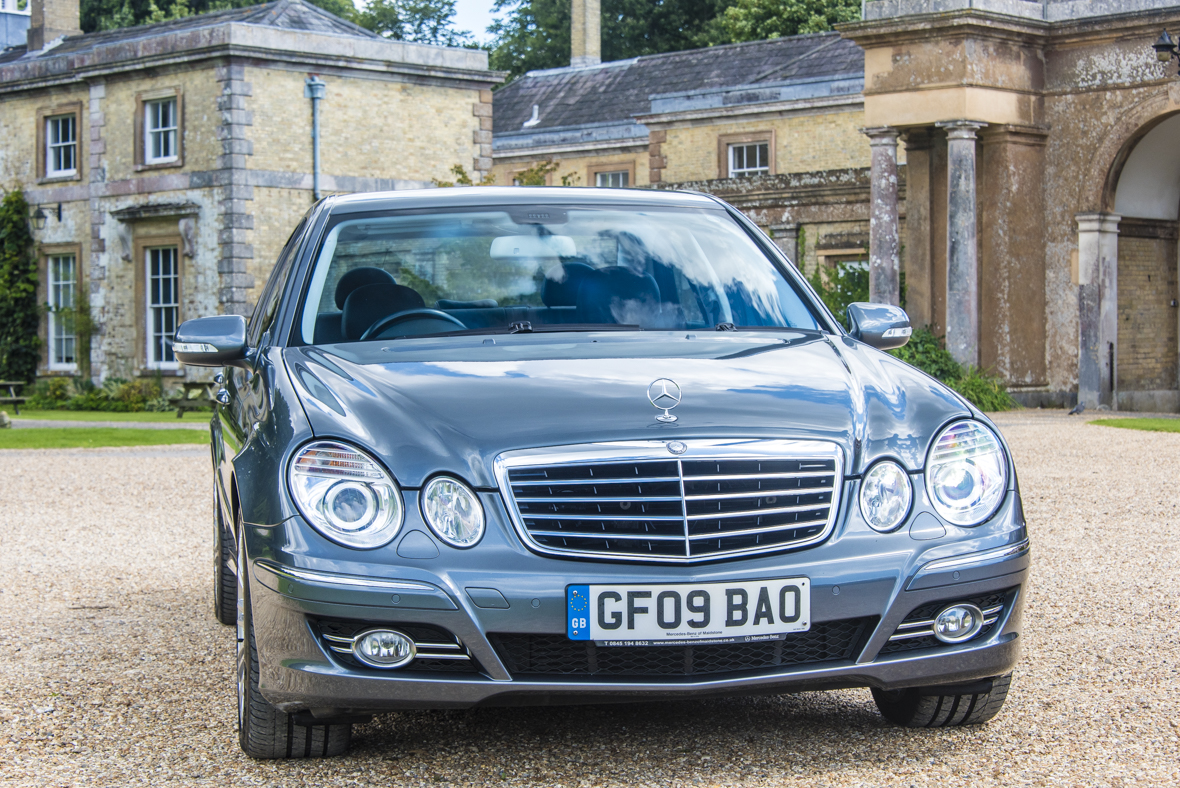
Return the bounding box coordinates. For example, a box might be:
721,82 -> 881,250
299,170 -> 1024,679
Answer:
667,440 -> 687,455
647,379 -> 682,423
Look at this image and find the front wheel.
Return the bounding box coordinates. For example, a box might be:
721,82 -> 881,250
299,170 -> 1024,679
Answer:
236,511 -> 352,758
871,673 -> 1012,727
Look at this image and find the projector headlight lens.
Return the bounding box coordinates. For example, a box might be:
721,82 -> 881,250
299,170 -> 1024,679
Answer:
288,441 -> 403,549
925,421 -> 1008,526
421,476 -> 485,548
859,460 -> 913,532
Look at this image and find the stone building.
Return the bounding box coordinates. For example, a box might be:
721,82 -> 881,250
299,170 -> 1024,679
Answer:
491,16 -> 881,279
847,0 -> 1180,410
493,0 -> 1180,411
1,0 -> 500,383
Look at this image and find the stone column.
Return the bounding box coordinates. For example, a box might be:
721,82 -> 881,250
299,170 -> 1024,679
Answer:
769,222 -> 800,262
938,120 -> 987,367
863,127 -> 901,306
903,129 -> 933,327
1076,213 -> 1121,409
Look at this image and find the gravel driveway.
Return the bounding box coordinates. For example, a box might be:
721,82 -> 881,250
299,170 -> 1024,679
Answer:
2,411 -> 1177,787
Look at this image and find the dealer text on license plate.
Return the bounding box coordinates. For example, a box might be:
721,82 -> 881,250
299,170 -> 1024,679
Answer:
567,578 -> 810,646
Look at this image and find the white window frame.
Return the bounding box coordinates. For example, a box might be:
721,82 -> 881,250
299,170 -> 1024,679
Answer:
45,114 -> 77,177
145,97 -> 179,165
145,246 -> 180,369
728,142 -> 770,177
47,254 -> 78,371
595,170 -> 629,188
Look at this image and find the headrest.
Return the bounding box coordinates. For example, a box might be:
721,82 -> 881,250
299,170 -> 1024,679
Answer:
334,267 -> 396,310
575,267 -> 661,325
542,262 -> 595,307
341,283 -> 426,340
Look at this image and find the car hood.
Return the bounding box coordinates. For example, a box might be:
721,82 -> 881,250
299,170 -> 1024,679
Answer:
283,331 -> 970,488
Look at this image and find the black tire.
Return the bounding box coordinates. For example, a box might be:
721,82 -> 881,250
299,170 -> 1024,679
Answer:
212,482 -> 236,626
872,673 -> 1013,728
236,510 -> 352,759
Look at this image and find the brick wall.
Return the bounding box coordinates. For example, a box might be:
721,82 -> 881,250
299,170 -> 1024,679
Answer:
1117,224 -> 1178,392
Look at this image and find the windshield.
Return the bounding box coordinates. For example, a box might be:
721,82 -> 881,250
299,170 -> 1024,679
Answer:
297,204 -> 820,344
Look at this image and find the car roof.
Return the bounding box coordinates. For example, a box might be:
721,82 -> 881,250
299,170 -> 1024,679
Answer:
322,187 -> 725,214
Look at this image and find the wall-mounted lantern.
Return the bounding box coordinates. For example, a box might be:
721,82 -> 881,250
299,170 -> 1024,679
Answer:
1153,30 -> 1179,74
30,205 -> 48,231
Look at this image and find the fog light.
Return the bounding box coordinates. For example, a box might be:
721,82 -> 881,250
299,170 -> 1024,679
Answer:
933,603 -> 984,644
353,629 -> 416,669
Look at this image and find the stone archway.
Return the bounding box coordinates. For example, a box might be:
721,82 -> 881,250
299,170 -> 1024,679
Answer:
1075,98 -> 1180,411
1110,114 -> 1180,412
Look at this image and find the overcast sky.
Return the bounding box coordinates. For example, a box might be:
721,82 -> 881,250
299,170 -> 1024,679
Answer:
350,0 -> 501,45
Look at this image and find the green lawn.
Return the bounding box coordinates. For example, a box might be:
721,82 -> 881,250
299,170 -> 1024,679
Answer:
1090,418 -> 1180,433
9,409 -> 210,422
0,428 -> 208,449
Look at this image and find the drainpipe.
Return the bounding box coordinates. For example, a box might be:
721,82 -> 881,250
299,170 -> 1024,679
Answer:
304,75 -> 326,201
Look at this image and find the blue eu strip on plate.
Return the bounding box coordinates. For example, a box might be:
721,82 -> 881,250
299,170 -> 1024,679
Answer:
567,585 -> 590,640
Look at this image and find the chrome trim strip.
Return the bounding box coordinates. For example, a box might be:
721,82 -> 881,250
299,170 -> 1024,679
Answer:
522,513 -> 684,522
686,503 -> 829,520
688,519 -> 826,541
515,496 -> 683,503
329,645 -> 354,654
683,489 -> 830,502
414,652 -> 472,661
918,540 -> 1031,574
512,476 -> 683,485
414,642 -> 462,650
256,560 -> 436,592
528,530 -> 685,541
322,633 -> 354,644
494,439 -> 845,564
682,471 -> 834,482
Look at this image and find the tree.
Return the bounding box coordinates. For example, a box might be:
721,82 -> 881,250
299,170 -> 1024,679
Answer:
705,0 -> 861,45
489,0 -> 735,81
0,191 -> 41,385
354,0 -> 474,46
81,0 -> 367,33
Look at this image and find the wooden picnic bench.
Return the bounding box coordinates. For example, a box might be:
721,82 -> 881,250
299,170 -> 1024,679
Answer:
170,381 -> 216,418
0,380 -> 27,415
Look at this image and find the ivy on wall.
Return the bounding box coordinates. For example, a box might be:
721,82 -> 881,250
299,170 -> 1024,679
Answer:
0,190 -> 41,384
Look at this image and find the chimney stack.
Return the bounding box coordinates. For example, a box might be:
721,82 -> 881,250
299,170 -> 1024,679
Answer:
570,0 -> 600,68
28,0 -> 81,51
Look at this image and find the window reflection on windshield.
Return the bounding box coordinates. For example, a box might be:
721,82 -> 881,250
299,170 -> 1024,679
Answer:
299,206 -> 819,344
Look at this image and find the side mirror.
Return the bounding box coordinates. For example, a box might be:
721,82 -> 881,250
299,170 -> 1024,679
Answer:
846,302 -> 912,350
174,315 -> 251,368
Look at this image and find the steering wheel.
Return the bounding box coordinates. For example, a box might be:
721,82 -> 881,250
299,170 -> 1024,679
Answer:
360,308 -> 467,341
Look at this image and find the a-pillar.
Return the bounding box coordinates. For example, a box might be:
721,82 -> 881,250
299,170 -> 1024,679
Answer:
863,127 -> 901,306
938,120 -> 987,367
1076,213 -> 1121,409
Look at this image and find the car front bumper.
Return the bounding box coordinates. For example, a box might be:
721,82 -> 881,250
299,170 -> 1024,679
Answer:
243,489 -> 1030,715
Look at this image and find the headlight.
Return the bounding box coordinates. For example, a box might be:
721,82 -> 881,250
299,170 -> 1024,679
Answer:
925,420 -> 1008,526
421,476 -> 485,548
288,441 -> 403,549
859,460 -> 912,532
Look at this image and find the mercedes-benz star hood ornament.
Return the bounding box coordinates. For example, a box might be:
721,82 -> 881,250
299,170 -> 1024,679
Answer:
647,379 -> 682,423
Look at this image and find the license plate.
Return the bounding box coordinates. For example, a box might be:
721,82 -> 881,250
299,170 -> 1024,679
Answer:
567,578 -> 810,646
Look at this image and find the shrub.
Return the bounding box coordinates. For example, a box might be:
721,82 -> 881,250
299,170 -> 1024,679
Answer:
26,376 -> 170,412
0,190 -> 41,384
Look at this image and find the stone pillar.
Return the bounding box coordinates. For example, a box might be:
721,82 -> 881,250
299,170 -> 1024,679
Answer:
769,222 -> 800,262
863,127 -> 901,306
938,120 -> 987,367
1076,213 -> 1121,409
978,126 -> 1048,386
216,63 -> 255,317
903,129 -> 933,327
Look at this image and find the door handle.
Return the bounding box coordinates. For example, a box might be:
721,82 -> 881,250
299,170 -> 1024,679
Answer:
216,388 -> 231,405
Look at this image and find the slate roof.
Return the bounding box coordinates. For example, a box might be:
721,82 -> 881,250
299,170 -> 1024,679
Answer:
493,32 -> 864,137
0,0 -> 377,63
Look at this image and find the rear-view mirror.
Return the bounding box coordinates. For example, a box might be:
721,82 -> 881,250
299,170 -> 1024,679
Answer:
174,315 -> 251,368
846,302 -> 912,350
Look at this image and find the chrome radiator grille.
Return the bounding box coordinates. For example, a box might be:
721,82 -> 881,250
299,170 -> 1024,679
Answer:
495,440 -> 843,562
